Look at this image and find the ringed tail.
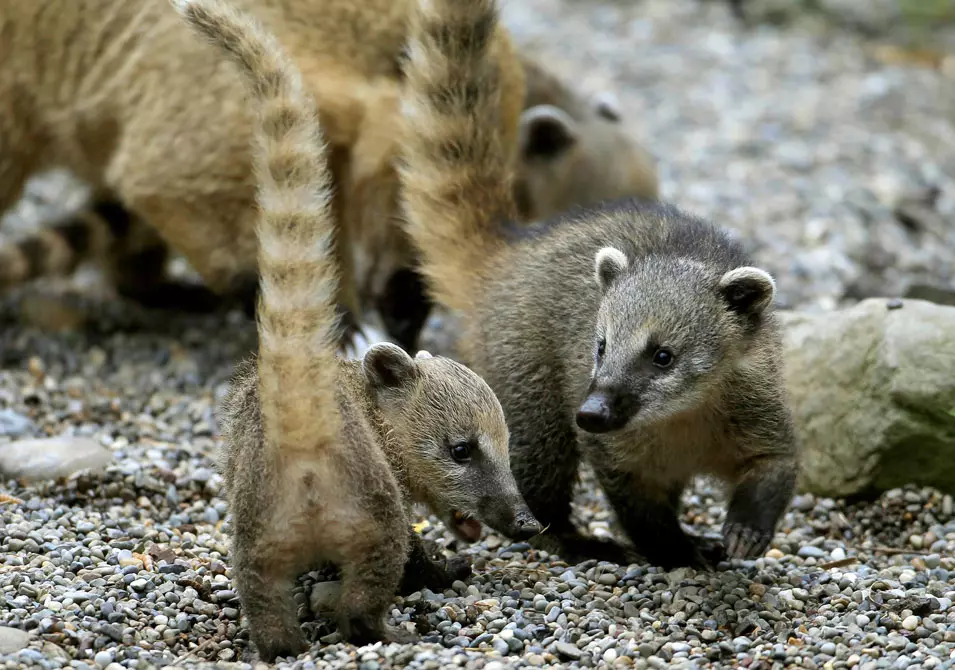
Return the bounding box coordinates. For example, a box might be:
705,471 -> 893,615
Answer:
398,0 -> 514,313
174,0 -> 343,453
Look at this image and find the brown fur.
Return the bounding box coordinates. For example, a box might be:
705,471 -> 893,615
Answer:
0,0 -> 658,353
175,0 -> 539,660
399,0 -> 799,570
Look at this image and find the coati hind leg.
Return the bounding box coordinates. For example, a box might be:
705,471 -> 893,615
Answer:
337,530 -> 416,645
594,465 -> 722,570
723,455 -> 796,559
231,545 -> 307,662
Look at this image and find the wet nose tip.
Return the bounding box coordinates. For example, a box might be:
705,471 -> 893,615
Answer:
513,509 -> 542,539
576,394 -> 611,432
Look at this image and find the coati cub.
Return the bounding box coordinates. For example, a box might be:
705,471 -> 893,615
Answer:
173,0 -> 540,659
399,0 -> 799,569
511,52 -> 659,222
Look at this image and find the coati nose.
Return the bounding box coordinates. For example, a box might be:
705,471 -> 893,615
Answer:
511,508 -> 542,540
576,393 -> 614,433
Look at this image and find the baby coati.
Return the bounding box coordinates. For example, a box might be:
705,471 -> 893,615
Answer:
174,0 -> 540,659
399,0 -> 800,569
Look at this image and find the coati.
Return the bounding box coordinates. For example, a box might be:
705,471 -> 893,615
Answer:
173,0 -> 540,659
0,0 -> 524,348
0,0 -> 659,354
399,0 -> 800,569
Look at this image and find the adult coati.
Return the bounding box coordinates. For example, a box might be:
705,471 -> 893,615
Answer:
173,0 -> 540,659
0,0 -> 657,354
398,0 -> 799,569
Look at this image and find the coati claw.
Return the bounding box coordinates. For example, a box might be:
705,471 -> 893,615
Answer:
722,522 -> 772,560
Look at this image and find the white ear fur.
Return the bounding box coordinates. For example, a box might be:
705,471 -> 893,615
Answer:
592,90 -> 622,122
415,350 -> 433,360
719,266 -> 776,314
518,104 -> 580,157
594,247 -> 628,291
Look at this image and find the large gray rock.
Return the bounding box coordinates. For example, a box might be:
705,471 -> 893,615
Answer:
0,437 -> 113,483
0,626 -> 31,654
781,298 -> 955,497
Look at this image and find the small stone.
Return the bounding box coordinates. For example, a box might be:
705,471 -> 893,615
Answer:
765,549 -> 785,560
555,641 -> 583,660
797,546 -> 825,559
93,650 -> 113,668
901,615 -> 919,631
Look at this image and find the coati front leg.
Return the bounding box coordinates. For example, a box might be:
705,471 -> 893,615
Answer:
89,199 -> 226,313
400,530 -> 471,594
723,455 -> 796,559
513,418 -> 631,565
594,465 -> 721,570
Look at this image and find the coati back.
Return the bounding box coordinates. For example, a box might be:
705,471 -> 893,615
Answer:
0,0 -> 659,355
400,0 -> 799,569
173,0 -> 540,660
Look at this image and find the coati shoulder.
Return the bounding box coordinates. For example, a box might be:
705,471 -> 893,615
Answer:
173,0 -> 539,660
399,0 -> 799,570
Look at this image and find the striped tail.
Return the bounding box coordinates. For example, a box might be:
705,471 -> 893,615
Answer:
175,0 -> 342,453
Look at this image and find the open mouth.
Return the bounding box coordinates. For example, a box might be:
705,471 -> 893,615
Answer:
449,510 -> 482,543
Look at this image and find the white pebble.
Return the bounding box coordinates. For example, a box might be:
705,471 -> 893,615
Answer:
94,651 -> 113,669
901,615 -> 919,631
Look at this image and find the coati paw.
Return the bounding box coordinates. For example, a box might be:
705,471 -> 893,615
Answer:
722,522 -> 773,560
445,555 -> 473,583
401,554 -> 472,594
253,630 -> 307,662
384,624 -> 419,645
534,533 -> 636,566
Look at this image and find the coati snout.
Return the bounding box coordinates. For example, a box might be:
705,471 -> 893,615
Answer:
379,349 -> 542,544
576,387 -> 632,434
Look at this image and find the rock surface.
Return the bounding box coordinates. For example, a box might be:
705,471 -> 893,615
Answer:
782,298 -> 955,497
0,437 -> 114,483
0,627 -> 30,655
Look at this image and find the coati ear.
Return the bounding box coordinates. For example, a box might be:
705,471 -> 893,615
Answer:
594,247 -> 628,292
592,91 -> 622,123
719,267 -> 776,315
363,343 -> 419,389
519,105 -> 579,160
415,350 -> 433,360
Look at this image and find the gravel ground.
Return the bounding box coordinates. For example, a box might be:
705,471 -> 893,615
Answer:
3,0 -> 955,668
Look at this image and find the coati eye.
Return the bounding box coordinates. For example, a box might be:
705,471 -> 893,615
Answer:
596,338 -> 606,359
652,348 -> 674,368
449,440 -> 472,464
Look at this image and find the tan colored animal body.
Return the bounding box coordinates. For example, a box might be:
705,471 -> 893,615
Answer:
0,0 -> 658,352
399,0 -> 799,569
173,0 -> 540,660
